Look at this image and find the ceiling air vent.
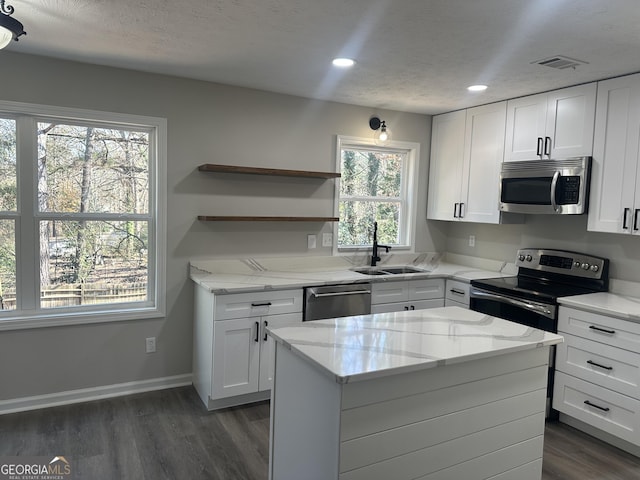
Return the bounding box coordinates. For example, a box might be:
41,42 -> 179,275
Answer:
533,55 -> 589,70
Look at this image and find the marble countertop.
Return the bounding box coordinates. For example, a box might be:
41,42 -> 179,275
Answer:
190,252 -> 515,294
559,292 -> 640,322
267,306 -> 563,384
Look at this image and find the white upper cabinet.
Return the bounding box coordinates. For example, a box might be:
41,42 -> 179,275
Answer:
461,102 -> 507,223
428,102 -> 508,224
504,83 -> 597,161
588,73 -> 640,235
427,109 -> 466,221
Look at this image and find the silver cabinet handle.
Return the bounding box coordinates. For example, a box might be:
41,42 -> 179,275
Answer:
470,290 -> 554,318
311,289 -> 371,298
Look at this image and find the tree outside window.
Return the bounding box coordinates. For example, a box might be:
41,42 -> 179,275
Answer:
337,136 -> 419,250
0,103 -> 165,326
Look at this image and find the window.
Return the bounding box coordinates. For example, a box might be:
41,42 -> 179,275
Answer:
336,135 -> 419,250
0,101 -> 166,329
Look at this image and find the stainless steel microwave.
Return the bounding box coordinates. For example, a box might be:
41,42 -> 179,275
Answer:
499,157 -> 592,215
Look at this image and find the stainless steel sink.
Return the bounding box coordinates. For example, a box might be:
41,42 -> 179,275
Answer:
352,267 -> 390,275
352,266 -> 428,275
380,266 -> 427,274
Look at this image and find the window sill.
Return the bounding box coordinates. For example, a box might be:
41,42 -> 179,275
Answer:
0,305 -> 165,331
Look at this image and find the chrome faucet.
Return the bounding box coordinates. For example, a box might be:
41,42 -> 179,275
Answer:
371,221 -> 391,266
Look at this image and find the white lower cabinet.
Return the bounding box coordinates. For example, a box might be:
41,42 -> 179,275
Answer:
553,306 -> 640,448
212,312 -> 300,399
193,285 -> 302,410
371,279 -> 444,314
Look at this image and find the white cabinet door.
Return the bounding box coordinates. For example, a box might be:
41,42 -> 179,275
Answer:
427,110 -> 466,220
588,74 -> 640,234
461,102 -> 507,223
212,317 -> 260,399
546,83 -> 596,158
504,93 -> 547,162
504,83 -> 596,162
258,312 -> 301,392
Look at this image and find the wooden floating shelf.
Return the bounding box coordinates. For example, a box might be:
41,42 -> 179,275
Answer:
198,216 -> 339,222
198,163 -> 340,179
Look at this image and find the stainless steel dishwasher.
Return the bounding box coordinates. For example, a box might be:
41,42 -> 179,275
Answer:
303,283 -> 371,321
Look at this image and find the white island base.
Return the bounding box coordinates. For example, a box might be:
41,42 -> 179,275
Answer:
268,308 -> 560,480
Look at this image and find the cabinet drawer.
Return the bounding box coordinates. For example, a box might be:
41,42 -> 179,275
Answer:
556,333 -> 640,398
445,279 -> 469,306
408,279 -> 444,301
553,371 -> 640,446
372,279 -> 444,305
215,289 -> 303,320
372,281 -> 409,304
559,307 -> 640,352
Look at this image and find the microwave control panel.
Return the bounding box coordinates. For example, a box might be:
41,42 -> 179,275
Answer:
557,176 -> 581,204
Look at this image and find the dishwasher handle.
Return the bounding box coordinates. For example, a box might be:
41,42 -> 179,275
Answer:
310,289 -> 371,298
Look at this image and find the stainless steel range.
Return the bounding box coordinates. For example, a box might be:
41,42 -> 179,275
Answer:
469,248 -> 609,417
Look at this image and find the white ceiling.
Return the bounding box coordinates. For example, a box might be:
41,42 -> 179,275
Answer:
8,0 -> 640,114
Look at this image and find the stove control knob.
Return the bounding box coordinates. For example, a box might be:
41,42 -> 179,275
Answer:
525,255 -> 533,262
574,261 -> 581,268
590,265 -> 600,272
581,263 -> 590,270
518,254 -> 525,261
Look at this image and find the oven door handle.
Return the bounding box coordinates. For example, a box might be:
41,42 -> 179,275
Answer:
550,170 -> 561,213
470,290 -> 555,319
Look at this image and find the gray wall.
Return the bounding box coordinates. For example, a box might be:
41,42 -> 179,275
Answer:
443,215 -> 640,282
0,52 -> 441,401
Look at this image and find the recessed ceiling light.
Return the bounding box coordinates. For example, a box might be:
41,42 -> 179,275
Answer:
467,85 -> 488,92
332,58 -> 355,67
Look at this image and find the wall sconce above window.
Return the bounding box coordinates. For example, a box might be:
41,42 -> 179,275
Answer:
369,116 -> 392,145
0,0 -> 26,50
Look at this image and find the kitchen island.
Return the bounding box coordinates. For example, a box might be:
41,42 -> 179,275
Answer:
267,306 -> 563,480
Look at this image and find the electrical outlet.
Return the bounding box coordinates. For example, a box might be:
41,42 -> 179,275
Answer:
322,233 -> 333,247
469,235 -> 476,247
145,337 -> 156,353
307,234 -> 317,249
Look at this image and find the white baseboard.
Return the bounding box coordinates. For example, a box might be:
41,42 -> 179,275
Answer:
0,373 -> 193,415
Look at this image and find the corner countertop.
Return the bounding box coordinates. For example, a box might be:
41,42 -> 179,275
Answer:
559,291 -> 640,322
267,306 -> 563,384
189,252 -> 516,294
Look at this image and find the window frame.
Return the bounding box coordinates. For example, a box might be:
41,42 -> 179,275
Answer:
334,135 -> 420,253
0,100 -> 167,331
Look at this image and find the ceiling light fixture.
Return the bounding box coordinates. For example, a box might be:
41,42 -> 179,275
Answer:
332,58 -> 355,67
467,85 -> 488,92
0,0 -> 25,49
369,116 -> 392,145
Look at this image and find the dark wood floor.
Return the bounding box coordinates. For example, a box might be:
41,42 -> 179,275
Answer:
1,386 -> 639,479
